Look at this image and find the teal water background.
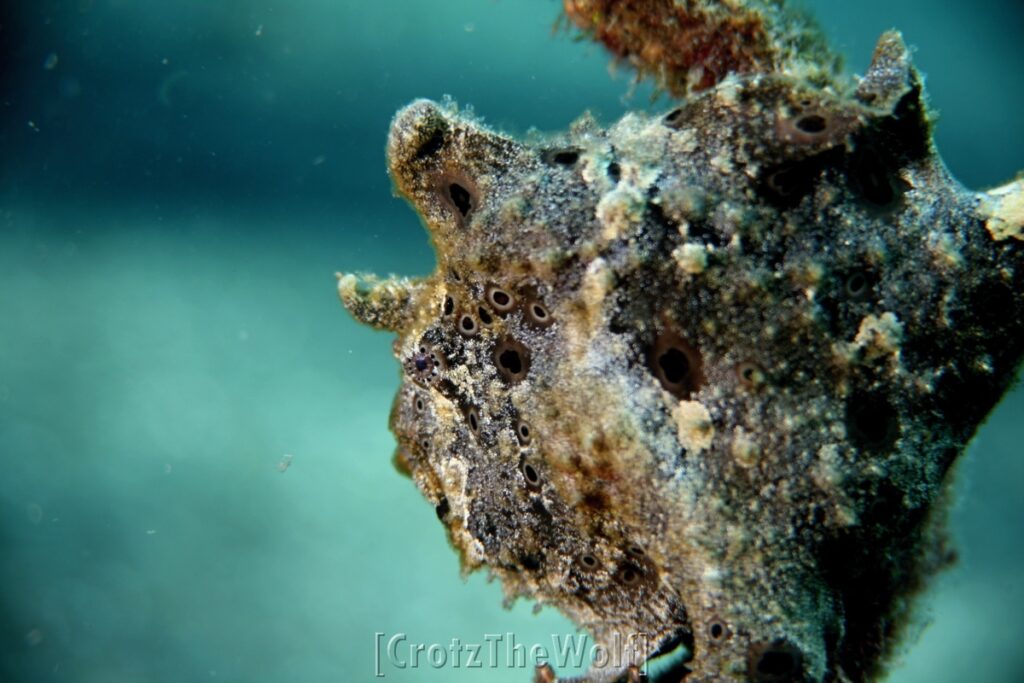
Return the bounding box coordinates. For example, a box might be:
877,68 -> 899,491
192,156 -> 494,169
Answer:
1,1 -> 1022,681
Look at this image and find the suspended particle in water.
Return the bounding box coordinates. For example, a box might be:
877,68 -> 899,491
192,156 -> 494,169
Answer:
277,454 -> 294,472
43,53 -> 58,70
26,503 -> 43,524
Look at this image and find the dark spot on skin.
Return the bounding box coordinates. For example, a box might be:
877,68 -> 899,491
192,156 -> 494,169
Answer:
649,329 -> 704,399
816,260 -> 880,335
795,113 -> 827,134
520,553 -> 542,571
607,161 -> 621,182
707,618 -> 729,643
524,299 -> 554,327
521,459 -> 541,491
579,553 -> 599,572
464,405 -> 481,435
415,127 -> 446,160
494,337 -> 531,382
443,295 -> 455,316
660,348 -> 689,383
663,107 -> 685,128
458,313 -> 480,337
847,392 -> 900,452
625,543 -> 646,559
617,564 -> 642,587
582,490 -> 609,512
448,183 -> 472,216
435,173 -> 480,226
414,396 -> 425,413
477,306 -> 493,325
434,496 -> 449,521
515,419 -> 532,446
485,285 -> 515,314
502,351 -> 522,374
748,640 -> 804,682
737,361 -> 765,389
845,272 -> 870,300
778,104 -> 841,145
543,148 -> 581,166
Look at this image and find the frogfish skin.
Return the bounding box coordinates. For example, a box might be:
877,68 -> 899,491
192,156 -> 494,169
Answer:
338,3 -> 1024,681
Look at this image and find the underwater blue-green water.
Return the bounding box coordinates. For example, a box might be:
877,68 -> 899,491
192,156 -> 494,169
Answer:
0,1 -> 1022,682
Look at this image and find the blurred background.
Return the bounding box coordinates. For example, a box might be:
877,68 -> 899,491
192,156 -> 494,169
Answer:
0,1 -> 1022,681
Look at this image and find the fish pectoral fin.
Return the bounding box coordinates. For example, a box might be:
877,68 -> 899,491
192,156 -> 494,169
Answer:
336,272 -> 425,333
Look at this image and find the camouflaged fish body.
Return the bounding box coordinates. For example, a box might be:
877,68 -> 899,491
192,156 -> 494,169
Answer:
339,27 -> 1024,683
